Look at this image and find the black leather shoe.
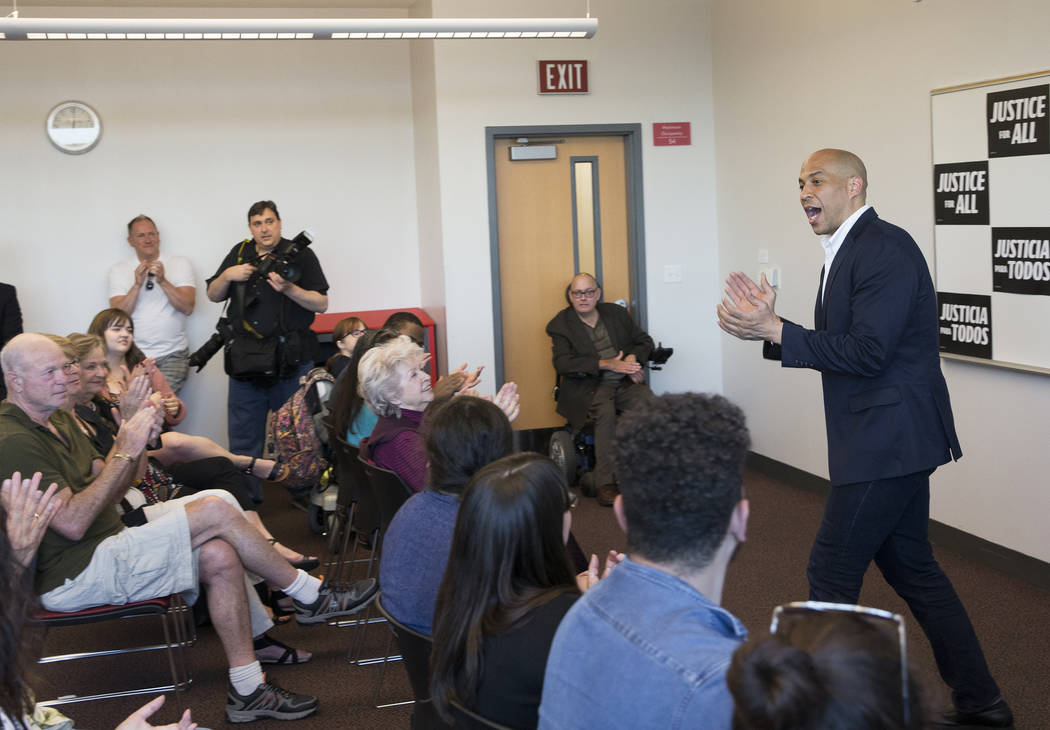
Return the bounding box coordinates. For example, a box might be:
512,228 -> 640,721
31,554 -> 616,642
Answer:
938,698 -> 1014,728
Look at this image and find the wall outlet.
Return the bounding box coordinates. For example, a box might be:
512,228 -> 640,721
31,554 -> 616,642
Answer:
664,264 -> 683,283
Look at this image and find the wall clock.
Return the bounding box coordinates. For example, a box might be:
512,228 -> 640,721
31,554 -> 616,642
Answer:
45,101 -> 102,154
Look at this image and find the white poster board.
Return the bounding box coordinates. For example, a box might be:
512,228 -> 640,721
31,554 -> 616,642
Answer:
931,70 -> 1050,374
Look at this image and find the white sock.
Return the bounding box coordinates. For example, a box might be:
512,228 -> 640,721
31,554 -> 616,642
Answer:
282,569 -> 322,606
229,661 -> 264,696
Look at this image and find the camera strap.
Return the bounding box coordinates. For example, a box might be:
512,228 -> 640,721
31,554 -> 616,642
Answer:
233,238 -> 288,341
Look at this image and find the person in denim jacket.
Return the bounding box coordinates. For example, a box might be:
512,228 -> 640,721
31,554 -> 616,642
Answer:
539,393 -> 751,730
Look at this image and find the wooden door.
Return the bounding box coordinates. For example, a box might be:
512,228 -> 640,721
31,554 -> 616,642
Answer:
494,135 -> 633,430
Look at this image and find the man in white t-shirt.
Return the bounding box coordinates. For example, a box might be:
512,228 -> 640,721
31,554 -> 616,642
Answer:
108,215 -> 196,392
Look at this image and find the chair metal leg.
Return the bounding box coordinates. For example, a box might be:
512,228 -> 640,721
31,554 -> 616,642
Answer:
37,597 -> 194,707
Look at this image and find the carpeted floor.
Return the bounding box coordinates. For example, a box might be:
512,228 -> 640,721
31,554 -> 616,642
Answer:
36,467 -> 1046,729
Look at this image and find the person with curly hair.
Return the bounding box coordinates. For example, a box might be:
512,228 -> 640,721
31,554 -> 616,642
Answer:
539,393 -> 751,730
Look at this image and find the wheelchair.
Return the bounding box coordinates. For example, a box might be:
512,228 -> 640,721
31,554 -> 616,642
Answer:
548,343 -> 673,496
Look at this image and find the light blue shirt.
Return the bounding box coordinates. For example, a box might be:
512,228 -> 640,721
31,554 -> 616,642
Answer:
538,557 -> 747,730
345,405 -> 379,447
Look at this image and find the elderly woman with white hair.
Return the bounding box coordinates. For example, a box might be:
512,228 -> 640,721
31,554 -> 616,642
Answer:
358,336 -> 519,492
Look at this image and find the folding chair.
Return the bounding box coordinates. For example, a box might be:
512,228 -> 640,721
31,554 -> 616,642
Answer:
347,456 -> 414,666
324,431 -> 379,586
375,595 -> 452,729
33,594 -> 194,706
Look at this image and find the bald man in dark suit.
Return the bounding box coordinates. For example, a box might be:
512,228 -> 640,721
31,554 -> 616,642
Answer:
718,149 -> 1011,728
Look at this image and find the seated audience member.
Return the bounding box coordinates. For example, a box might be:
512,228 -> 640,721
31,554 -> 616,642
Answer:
358,336 -> 518,492
378,396 -> 513,633
89,307 -> 186,428
2,471 -> 195,729
546,273 -> 656,506
66,334 -> 319,644
382,312 -> 484,397
431,453 -> 594,729
383,311 -> 426,347
539,393 -> 751,730
325,316 -> 367,378
0,333 -> 378,722
329,329 -> 396,448
331,327 -> 485,450
88,308 -> 289,485
728,604 -> 926,730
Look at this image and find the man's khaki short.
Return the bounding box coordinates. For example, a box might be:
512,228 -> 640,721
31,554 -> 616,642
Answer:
40,497 -> 198,611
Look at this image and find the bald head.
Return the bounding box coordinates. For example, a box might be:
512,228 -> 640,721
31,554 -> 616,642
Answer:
1,333 -> 60,379
2,333 -> 72,418
805,149 -> 868,199
798,149 -> 868,236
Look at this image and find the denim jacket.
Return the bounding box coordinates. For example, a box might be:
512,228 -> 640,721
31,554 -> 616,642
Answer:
538,558 -> 747,730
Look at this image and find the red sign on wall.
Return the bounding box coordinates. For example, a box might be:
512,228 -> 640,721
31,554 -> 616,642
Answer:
538,60 -> 589,94
653,122 -> 692,146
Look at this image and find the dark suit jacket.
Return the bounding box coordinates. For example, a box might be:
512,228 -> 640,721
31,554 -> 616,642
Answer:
763,208 -> 961,486
0,283 -> 23,401
546,302 -> 654,429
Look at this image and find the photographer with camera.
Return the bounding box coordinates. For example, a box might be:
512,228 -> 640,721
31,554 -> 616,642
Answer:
205,201 -> 328,502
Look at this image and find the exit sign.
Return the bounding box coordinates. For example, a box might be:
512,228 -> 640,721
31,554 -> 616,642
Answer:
538,60 -> 589,94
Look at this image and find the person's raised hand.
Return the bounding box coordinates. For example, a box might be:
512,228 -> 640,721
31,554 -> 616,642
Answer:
489,382 -> 520,422
717,272 -> 782,343
1,472 -> 61,569
134,261 -> 151,287
118,373 -> 153,424
114,404 -> 163,459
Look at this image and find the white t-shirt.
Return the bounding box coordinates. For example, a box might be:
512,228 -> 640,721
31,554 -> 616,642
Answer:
107,254 -> 195,358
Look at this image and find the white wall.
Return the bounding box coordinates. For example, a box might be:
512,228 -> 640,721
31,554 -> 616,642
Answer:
409,0 -> 450,374
428,0 -> 723,398
0,6 -> 421,443
713,0 -> 1050,561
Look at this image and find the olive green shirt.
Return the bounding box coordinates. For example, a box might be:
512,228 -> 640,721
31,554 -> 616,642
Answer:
0,401 -> 124,595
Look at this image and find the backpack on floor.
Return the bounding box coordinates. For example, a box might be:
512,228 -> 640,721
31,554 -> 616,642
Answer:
269,366 -> 335,497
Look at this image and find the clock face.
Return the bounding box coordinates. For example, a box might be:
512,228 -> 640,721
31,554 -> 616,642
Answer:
46,101 -> 102,154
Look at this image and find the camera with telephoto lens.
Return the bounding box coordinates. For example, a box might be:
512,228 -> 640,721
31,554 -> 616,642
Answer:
188,317 -> 237,372
250,229 -> 314,284
188,229 -> 315,372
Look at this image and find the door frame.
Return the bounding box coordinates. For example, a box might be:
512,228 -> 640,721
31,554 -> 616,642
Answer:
485,123 -> 647,387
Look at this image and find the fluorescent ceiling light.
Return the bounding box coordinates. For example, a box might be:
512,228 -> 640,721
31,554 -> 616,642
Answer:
0,17 -> 597,41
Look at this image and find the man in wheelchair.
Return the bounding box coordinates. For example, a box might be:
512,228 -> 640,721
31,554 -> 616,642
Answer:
546,273 -> 656,506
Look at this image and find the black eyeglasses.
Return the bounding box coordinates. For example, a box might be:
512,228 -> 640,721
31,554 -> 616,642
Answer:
569,288 -> 599,299
770,601 -> 910,726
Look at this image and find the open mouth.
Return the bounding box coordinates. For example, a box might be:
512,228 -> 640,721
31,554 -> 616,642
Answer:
805,206 -> 822,225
